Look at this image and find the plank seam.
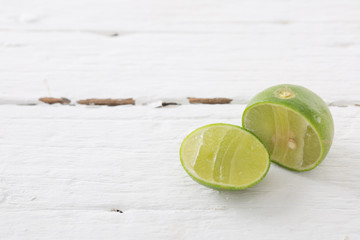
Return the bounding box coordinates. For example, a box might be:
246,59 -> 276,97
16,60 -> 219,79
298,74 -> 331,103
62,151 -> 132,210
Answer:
0,97 -> 356,107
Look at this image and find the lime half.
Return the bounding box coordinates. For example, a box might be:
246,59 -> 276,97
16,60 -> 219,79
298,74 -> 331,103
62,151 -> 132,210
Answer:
180,124 -> 270,190
242,84 -> 334,171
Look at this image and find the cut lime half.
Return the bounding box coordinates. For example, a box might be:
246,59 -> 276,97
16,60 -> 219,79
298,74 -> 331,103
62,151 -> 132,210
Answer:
180,124 -> 270,190
242,84 -> 334,171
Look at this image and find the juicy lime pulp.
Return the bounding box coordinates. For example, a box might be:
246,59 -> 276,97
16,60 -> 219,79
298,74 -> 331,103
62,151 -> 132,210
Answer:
242,84 -> 334,171
243,103 -> 321,170
180,124 -> 270,190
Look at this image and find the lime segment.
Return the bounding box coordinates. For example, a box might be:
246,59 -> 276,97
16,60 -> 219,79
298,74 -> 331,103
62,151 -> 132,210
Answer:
180,124 -> 270,190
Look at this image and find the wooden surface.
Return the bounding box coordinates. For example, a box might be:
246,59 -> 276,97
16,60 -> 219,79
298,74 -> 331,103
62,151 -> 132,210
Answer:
0,0 -> 360,239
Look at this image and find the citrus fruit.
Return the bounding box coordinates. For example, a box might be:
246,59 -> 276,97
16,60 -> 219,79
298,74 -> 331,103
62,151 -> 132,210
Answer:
242,84 -> 334,171
180,123 -> 270,190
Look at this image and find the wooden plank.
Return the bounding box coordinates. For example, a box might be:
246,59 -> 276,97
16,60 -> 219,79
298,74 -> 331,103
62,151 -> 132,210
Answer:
0,0 -> 359,102
0,105 -> 359,239
0,30 -> 359,102
1,0 -> 360,239
0,209 -> 357,239
1,0 -> 360,31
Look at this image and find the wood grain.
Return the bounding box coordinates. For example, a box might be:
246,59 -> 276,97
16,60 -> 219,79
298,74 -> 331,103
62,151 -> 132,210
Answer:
0,0 -> 359,103
0,0 -> 360,239
0,105 -> 359,239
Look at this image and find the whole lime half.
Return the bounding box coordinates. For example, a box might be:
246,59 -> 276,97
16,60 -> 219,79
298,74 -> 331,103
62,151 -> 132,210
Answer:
242,84 -> 334,171
180,123 -> 270,190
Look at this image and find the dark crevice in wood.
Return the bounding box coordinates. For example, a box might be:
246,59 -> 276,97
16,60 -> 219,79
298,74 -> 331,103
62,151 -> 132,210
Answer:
2,97 -> 359,107
110,32 -> 119,37
161,102 -> 180,107
39,97 -> 71,105
77,98 -> 135,106
17,103 -> 38,106
188,97 -> 232,104
110,208 -> 123,213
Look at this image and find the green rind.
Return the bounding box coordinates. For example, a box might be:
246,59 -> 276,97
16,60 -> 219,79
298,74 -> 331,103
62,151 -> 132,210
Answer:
180,123 -> 271,190
242,84 -> 334,172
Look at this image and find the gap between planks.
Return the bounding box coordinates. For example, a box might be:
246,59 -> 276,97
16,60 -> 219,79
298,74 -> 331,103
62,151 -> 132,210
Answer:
0,97 -> 359,108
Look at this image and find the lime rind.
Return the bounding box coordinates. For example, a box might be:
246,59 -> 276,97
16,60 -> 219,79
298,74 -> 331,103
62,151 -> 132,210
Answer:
180,123 -> 271,190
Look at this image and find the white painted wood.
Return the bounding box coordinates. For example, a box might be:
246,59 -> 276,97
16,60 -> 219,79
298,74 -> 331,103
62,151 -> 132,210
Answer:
1,0 -> 360,239
0,0 -> 360,103
0,105 -> 359,239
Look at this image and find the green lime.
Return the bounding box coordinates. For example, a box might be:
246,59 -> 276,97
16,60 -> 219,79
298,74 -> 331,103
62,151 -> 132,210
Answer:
180,123 -> 270,190
242,84 -> 334,171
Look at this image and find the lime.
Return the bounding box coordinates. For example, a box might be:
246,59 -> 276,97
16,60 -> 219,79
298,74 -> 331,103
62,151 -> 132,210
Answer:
180,124 -> 270,190
242,84 -> 334,171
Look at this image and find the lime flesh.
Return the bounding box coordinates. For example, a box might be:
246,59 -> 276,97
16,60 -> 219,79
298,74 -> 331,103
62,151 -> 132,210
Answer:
242,84 -> 334,171
180,124 -> 270,190
243,103 -> 321,170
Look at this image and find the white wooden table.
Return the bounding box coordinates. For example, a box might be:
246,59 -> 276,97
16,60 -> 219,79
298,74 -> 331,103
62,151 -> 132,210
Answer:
0,0 -> 359,239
